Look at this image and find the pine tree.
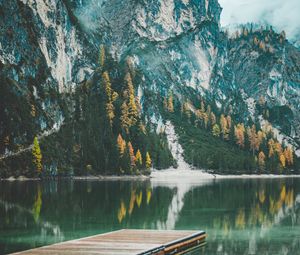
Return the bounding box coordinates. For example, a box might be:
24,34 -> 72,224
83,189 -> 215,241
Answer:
212,124 -> 221,137
145,152 -> 152,170
32,136 -> 42,174
163,97 -> 168,111
135,149 -> 143,168
280,30 -> 286,43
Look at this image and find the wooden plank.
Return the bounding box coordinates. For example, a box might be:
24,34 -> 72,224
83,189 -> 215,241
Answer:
11,229 -> 206,255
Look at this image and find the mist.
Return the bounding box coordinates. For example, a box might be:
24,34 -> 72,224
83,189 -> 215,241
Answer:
219,0 -> 300,44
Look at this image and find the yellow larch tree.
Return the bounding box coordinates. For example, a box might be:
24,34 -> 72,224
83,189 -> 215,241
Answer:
32,136 -> 42,174
117,134 -> 126,157
127,142 -> 136,168
220,114 -> 229,140
234,123 -> 245,148
102,71 -> 118,126
145,152 -> 152,170
212,124 -> 221,137
121,73 -> 139,133
126,73 -> 138,124
279,153 -> 286,168
135,149 -> 143,168
274,142 -> 283,157
258,151 -> 266,171
120,101 -> 131,133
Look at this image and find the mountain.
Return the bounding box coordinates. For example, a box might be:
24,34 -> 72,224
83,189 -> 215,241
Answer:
0,0 -> 299,177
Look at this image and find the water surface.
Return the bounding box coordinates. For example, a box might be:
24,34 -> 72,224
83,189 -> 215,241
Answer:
0,177 -> 299,254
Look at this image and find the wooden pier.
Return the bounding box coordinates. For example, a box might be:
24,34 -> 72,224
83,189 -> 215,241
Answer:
12,229 -> 206,255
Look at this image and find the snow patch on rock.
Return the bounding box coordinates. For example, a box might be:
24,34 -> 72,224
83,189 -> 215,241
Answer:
164,121 -> 191,170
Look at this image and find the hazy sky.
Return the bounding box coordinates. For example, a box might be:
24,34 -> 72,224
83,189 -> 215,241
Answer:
219,0 -> 300,43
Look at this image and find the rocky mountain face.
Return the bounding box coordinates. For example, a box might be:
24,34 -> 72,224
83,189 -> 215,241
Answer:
1,0 -> 299,171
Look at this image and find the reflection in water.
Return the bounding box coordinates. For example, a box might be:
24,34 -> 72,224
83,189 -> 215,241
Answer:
32,184 -> 42,222
117,187 -> 151,223
0,178 -> 300,254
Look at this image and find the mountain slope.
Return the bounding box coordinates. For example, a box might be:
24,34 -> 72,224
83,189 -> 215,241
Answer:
0,0 -> 299,176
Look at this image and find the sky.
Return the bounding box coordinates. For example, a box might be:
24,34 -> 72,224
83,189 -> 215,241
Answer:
219,0 -> 300,44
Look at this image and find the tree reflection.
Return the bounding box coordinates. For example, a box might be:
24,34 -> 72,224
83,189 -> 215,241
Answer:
0,179 -> 299,255
174,179 -> 300,255
32,184 -> 42,222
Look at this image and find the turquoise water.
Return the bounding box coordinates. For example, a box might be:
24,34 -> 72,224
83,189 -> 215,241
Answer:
0,178 -> 299,254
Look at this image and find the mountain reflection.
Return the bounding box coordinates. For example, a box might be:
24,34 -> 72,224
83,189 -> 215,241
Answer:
0,178 -> 299,254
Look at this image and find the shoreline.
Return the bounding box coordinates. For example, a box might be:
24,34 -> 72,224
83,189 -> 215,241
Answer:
213,174 -> 300,179
0,175 -> 151,182
1,171 -> 300,181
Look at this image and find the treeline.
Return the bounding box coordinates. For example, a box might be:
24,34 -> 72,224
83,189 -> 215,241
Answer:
226,24 -> 287,54
163,92 -> 297,173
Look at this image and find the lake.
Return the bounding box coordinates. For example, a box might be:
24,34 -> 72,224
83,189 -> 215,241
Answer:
0,176 -> 299,254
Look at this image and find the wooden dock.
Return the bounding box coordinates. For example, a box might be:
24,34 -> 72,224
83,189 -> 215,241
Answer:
12,229 -> 206,255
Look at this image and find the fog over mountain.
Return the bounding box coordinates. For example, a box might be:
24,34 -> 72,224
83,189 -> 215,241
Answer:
219,0 -> 300,45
